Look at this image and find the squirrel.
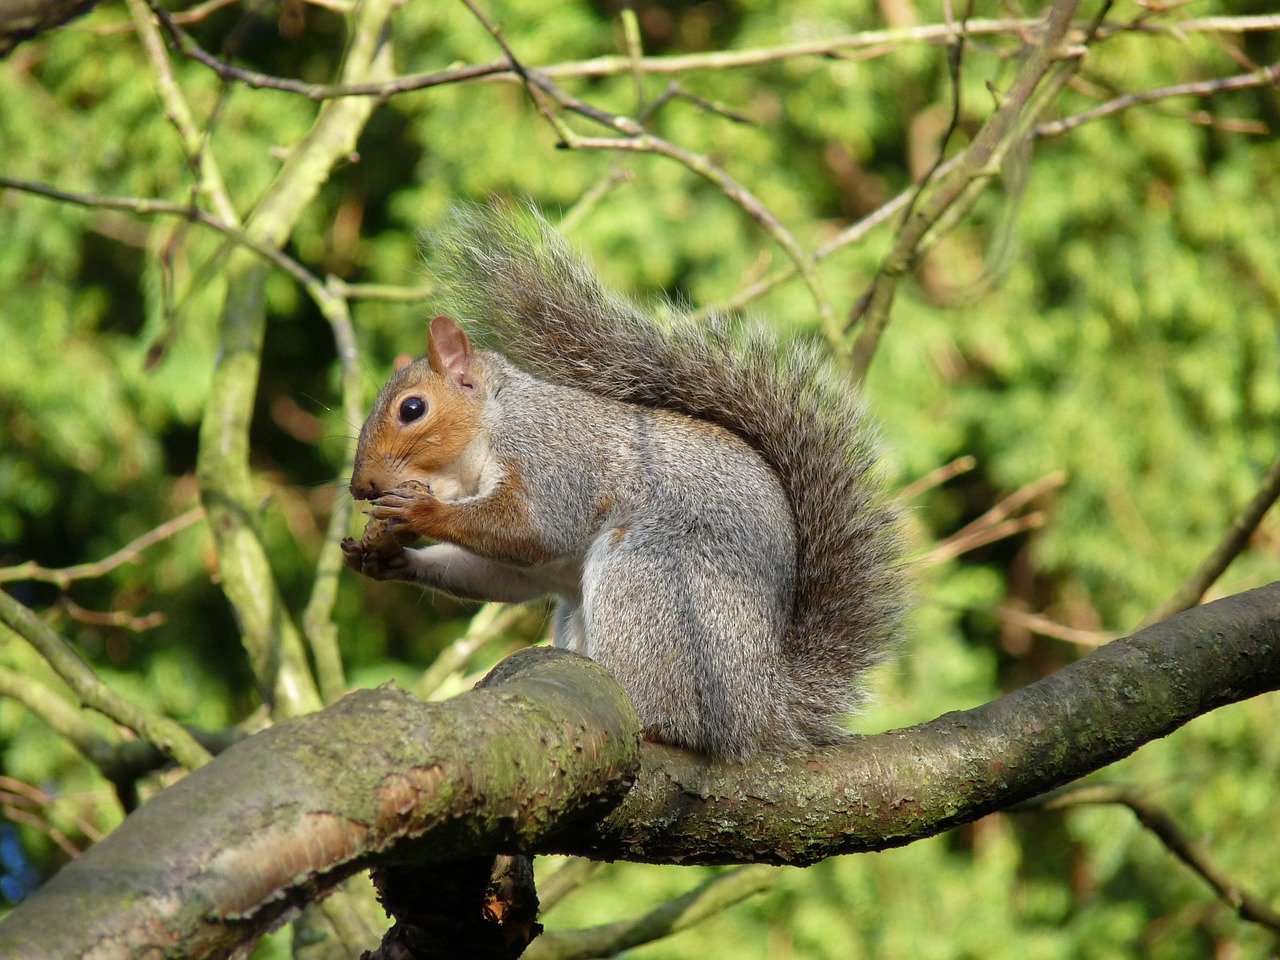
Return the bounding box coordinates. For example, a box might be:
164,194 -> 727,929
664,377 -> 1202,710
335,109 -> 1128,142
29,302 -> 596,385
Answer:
341,204 -> 904,760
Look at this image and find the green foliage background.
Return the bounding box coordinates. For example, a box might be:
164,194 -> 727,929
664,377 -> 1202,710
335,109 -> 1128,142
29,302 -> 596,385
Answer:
1,0 -> 1278,956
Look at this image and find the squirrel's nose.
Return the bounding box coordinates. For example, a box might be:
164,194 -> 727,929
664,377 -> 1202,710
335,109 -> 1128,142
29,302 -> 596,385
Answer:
350,476 -> 382,501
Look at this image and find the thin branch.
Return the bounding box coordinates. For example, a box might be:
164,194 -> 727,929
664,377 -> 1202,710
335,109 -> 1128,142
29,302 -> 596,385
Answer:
98,0 -> 247,34
0,506 -> 205,587
699,164 -> 944,318
526,865 -> 781,960
0,776 -> 105,847
923,513 -> 1046,565
0,177 -> 326,291
1022,785 -> 1280,932
981,606 -> 1118,647
128,0 -> 239,227
412,603 -> 532,701
536,858 -> 603,914
460,0 -> 840,346
300,283 -> 361,704
192,0 -> 399,719
849,0 -> 1088,378
922,471 -> 1064,563
0,179 -> 368,698
568,135 -> 838,344
323,278 -> 435,301
899,455 -> 978,501
1038,59 -> 1280,136
950,471 -> 1067,542
705,48 -> 1273,320
0,801 -> 85,861
0,666 -> 120,765
0,595 -> 212,770
139,14 -> 1280,100
620,6 -> 646,113
146,0 -> 507,101
59,598 -> 166,633
1144,452 -> 1280,626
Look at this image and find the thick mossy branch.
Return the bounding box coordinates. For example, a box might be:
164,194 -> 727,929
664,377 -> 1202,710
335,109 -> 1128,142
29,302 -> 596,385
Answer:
0,649 -> 640,960
580,582 -> 1280,865
0,586 -> 1275,958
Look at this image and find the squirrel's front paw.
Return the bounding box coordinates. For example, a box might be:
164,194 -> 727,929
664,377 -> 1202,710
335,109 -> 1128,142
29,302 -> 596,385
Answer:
341,536 -> 412,581
367,481 -> 433,525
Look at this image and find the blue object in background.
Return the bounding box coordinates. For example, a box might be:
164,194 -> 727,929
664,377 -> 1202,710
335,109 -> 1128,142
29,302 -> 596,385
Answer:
0,824 -> 37,902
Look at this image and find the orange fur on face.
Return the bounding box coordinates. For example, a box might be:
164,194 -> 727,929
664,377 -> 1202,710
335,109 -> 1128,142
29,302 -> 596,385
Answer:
350,356 -> 485,501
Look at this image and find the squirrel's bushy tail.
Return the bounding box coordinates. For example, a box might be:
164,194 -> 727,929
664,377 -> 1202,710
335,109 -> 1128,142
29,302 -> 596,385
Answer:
427,203 -> 905,745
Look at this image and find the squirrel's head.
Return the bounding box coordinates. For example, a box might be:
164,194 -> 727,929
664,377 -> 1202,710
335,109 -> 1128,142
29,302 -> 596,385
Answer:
350,316 -> 487,501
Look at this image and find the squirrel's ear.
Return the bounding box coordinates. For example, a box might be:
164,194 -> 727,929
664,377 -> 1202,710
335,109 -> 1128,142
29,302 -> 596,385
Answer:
427,315 -> 477,390
393,354 -> 415,373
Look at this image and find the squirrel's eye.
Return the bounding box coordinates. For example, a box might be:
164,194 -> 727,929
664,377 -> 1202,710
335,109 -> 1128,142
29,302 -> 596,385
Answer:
398,396 -> 427,423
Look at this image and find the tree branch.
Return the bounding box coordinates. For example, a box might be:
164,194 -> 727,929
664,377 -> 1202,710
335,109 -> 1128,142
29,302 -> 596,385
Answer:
1037,59 -> 1280,137
0,648 -> 640,959
192,0 -> 400,719
1,585 -> 1275,957
1022,784 -> 1280,931
459,0 -> 840,353
127,11 -> 1280,101
527,864 -> 780,960
849,0 -> 1086,377
0,506 -> 205,587
0,592 -> 213,771
1143,452 -> 1280,627
580,581 -> 1280,864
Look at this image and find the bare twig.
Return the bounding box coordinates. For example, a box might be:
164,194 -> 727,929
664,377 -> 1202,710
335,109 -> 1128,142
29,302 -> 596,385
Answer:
137,13 -> 1280,100
899,455 -> 978,501
128,0 -> 239,227
1,802 -> 85,861
700,161 -> 950,318
950,471 -> 1067,543
1021,785 -> 1280,932
982,606 -> 1118,647
1038,59 -> 1280,136
460,0 -> 840,346
0,177 -> 325,291
145,0 -> 507,100
0,507 -> 206,587
526,865 -> 781,960
924,513 -> 1046,565
0,776 -> 105,850
849,0 -> 1088,377
921,471 -> 1065,564
1144,452 -> 1280,627
567,133 -> 837,343
412,603 -> 532,701
59,599 -> 166,633
0,595 -> 212,770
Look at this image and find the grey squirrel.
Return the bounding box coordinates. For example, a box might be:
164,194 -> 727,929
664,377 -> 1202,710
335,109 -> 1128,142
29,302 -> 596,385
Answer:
341,204 -> 904,759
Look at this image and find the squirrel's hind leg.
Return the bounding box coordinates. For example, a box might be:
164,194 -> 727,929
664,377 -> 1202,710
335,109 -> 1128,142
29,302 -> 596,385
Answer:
578,527 -> 788,758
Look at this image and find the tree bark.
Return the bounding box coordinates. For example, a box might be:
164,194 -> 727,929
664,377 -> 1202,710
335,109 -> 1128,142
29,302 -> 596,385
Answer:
0,649 -> 640,960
